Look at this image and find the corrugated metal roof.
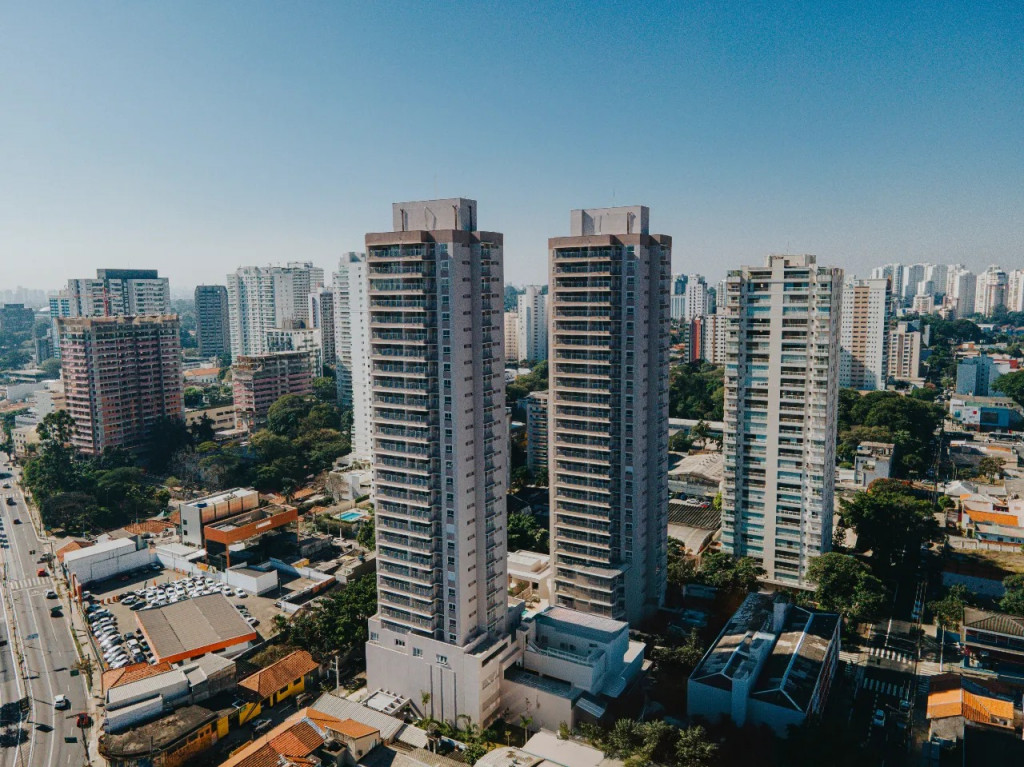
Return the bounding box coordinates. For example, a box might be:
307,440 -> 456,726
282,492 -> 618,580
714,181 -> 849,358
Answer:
136,593 -> 255,660
310,693 -> 428,748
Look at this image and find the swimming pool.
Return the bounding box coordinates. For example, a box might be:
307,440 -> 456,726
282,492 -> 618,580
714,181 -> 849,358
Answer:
338,510 -> 366,522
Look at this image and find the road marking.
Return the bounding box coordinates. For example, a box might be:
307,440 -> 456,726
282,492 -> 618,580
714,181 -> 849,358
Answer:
7,577 -> 50,591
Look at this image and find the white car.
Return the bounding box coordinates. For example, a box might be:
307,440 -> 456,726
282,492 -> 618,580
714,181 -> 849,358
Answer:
53,695 -> 69,710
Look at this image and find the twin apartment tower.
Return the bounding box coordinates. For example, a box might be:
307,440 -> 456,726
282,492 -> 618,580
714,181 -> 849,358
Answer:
362,198 -> 840,724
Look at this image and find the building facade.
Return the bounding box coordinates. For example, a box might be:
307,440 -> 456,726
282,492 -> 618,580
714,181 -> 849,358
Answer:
947,267 -> 977,317
333,252 -> 373,460
976,266 -> 1008,317
363,199 -> 513,726
308,287 -> 336,366
524,390 -> 549,477
225,262 -> 324,360
517,285 -> 548,363
57,315 -> 184,454
194,285 -> 230,359
888,321 -> 922,381
683,274 -> 710,322
232,351 -> 313,431
720,255 -> 841,585
547,205 -> 670,623
67,269 -> 171,318
504,311 -> 520,362
838,278 -> 889,390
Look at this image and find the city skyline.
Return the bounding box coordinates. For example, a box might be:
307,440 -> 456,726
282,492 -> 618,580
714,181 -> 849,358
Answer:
3,3 -> 1022,290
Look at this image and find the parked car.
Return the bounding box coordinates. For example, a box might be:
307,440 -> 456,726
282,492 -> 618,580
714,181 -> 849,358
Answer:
45,590 -> 58,599
872,709 -> 886,728
53,695 -> 69,710
252,719 -> 273,734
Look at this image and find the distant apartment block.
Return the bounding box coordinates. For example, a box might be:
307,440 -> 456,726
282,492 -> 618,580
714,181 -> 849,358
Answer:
720,255 -> 841,585
517,285 -> 548,363
68,269 -> 170,317
232,351 -> 313,431
976,266 -> 1008,317
839,278 -> 889,390
265,326 -> 323,376
548,205 -> 670,623
504,311 -> 520,362
687,592 -> 840,735
332,252 -> 372,460
888,321 -> 923,382
700,311 -> 727,365
1007,269 -> 1024,313
225,262 -> 325,360
0,303 -> 35,333
308,286 -> 336,365
956,355 -> 1002,397
57,315 -> 184,454
682,274 -> 710,322
524,390 -> 549,476
194,285 -> 230,359
947,266 -> 977,317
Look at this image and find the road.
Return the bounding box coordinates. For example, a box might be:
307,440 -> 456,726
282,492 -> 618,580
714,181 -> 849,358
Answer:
0,456 -> 91,767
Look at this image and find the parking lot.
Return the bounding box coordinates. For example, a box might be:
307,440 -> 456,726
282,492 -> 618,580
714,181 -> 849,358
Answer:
83,569 -> 284,670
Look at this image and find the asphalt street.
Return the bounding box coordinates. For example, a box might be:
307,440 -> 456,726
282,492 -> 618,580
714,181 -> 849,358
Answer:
0,455 -> 91,767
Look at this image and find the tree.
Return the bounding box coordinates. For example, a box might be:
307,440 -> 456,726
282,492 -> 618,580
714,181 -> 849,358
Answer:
510,466 -> 533,492
39,358 -> 61,379
312,376 -> 338,404
146,417 -> 194,472
929,584 -> 969,632
267,394 -> 312,438
674,726 -> 717,767
669,362 -> 724,421
839,480 -> 940,569
667,538 -> 697,590
1000,574 -> 1024,617
40,492 -> 106,534
356,511 -> 375,550
651,631 -> 705,676
698,551 -> 764,593
277,574 -> 377,660
995,370 -> 1024,407
836,390 -> 944,477
507,511 -> 548,553
668,431 -> 693,453
977,456 -> 1004,480
183,387 -> 205,408
689,420 -> 710,447
806,553 -> 886,622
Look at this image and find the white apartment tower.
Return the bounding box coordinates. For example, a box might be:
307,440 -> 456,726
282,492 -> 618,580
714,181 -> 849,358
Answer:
975,266 -> 1008,317
1007,269 -> 1024,313
308,286 -> 336,365
839,278 -> 890,390
504,311 -> 520,362
721,255 -> 841,586
517,285 -> 548,362
548,206 -> 670,624
225,262 -> 325,360
67,269 -> 170,317
364,199 -> 513,726
333,253 -> 372,461
683,274 -> 711,321
946,267 -> 977,317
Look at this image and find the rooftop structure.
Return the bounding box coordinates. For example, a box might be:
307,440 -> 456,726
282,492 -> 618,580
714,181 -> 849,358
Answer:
961,607 -> 1024,672
926,673 -> 1017,743
238,650 -> 320,700
177,487 -> 260,546
232,350 -> 313,431
135,593 -> 258,664
688,592 -> 840,734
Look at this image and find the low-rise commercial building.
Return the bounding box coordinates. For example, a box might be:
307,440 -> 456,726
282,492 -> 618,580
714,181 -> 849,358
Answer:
136,593 -> 258,664
177,488 -> 260,547
63,536 -> 154,588
926,673 -> 1019,744
687,592 -> 840,735
854,441 -> 894,486
237,650 -> 321,719
961,607 -> 1024,674
507,550 -> 553,603
949,395 -> 1024,432
668,453 -> 723,499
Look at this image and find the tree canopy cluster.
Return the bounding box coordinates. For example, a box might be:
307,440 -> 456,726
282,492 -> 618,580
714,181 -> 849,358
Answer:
273,573 -> 377,660
507,511 -> 548,553
838,479 -> 941,570
806,553 -> 886,623
22,411 -> 169,534
995,370 -> 1024,408
669,362 -> 724,421
580,719 -> 717,767
837,389 -> 944,477
506,360 -> 548,405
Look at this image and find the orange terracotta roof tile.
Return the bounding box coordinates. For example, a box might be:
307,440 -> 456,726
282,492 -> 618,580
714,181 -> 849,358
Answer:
268,720 -> 324,757
238,650 -> 319,699
292,488 -> 316,500
123,520 -> 175,535
167,511 -> 180,524
927,677 -> 1015,726
55,540 -> 93,563
328,718 -> 378,739
964,509 -> 1019,526
102,661 -> 173,691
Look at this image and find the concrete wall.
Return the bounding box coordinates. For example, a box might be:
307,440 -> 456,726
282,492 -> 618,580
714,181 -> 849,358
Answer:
65,544 -> 154,585
499,676 -> 574,733
105,696 -> 164,734
224,566 -> 278,595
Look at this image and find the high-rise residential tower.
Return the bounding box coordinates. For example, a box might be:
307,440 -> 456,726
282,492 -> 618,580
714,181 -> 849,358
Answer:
548,206 -> 670,623
516,285 -> 548,362
67,269 -> 170,317
975,266 -> 1008,317
1007,269 -> 1024,313
946,267 -> 977,317
308,286 -> 336,366
720,255 -> 841,585
838,278 -> 890,390
363,199 -> 513,725
225,262 -> 325,360
671,274 -> 688,320
683,274 -> 711,321
57,315 -> 183,455
504,311 -> 520,362
332,253 -> 372,460
194,285 -> 230,359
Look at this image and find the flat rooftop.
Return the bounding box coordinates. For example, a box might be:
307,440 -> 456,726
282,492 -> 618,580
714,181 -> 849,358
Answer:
136,593 -> 257,662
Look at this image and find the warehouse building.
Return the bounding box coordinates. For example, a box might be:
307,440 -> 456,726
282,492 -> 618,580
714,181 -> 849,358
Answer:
136,593 -> 258,664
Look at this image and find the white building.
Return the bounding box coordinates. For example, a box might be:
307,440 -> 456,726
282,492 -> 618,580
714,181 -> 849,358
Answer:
838,277 -> 889,391
683,274 -> 710,321
947,266 -> 977,317
687,592 -> 840,735
308,286 -> 336,365
517,285 -> 548,363
504,311 -> 520,362
1007,269 -> 1024,313
67,269 -> 170,318
975,265 -> 1008,317
700,310 -> 728,365
888,321 -> 923,382
177,488 -> 260,547
364,199 -> 514,726
548,206 -> 670,623
720,255 -> 841,585
524,390 -> 548,476
900,263 -> 928,305
63,537 -> 154,587
265,326 -> 323,376
225,262 -> 324,360
670,274 -> 687,321
871,263 -> 903,302
333,252 -> 373,461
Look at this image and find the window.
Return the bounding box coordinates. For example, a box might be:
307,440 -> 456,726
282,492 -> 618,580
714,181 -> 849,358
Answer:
395,639 -> 405,647
370,632 -> 378,641
437,654 -> 448,665
413,648 -> 422,657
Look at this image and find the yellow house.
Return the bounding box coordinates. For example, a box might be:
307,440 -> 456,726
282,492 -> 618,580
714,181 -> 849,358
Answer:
237,649 -> 321,723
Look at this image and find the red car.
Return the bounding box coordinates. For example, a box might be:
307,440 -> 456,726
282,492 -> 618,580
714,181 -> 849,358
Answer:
37,568 -> 46,577
76,713 -> 91,728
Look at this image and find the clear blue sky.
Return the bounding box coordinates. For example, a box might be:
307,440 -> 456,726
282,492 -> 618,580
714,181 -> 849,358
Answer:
2,1 -> 1021,292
